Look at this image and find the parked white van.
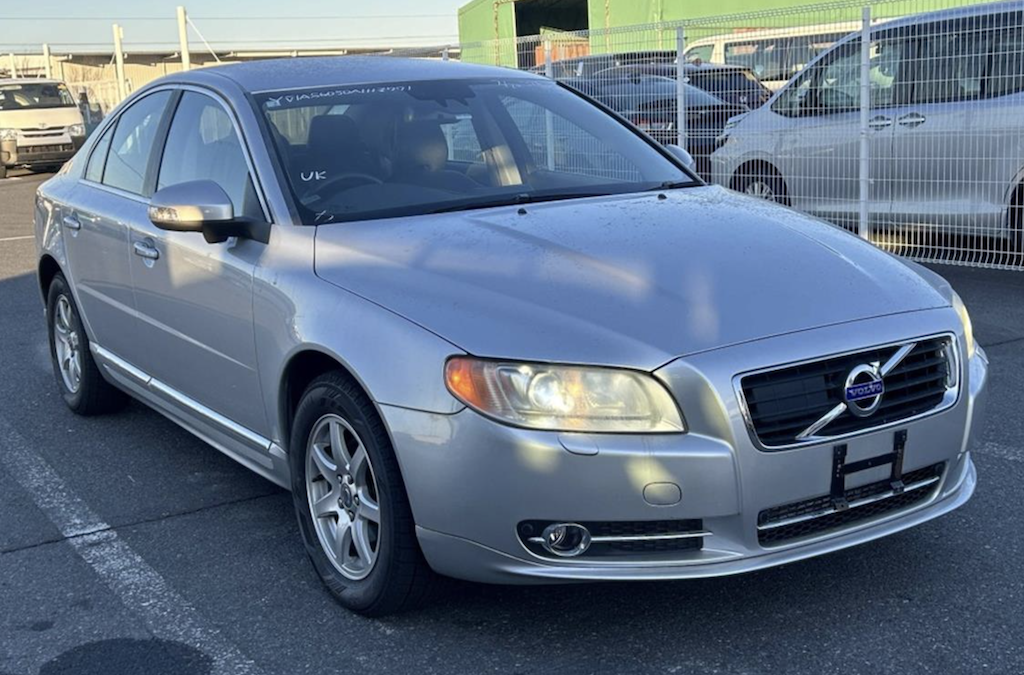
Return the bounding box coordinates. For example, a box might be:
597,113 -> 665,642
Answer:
684,21 -> 864,90
0,79 -> 87,179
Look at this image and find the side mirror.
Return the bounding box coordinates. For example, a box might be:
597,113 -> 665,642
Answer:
148,180 -> 268,244
665,144 -> 697,172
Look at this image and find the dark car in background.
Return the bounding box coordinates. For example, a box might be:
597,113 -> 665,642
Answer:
536,50 -> 676,78
565,70 -> 745,179
604,62 -> 773,110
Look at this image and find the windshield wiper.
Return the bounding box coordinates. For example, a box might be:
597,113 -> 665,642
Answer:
428,191 -> 611,215
645,180 -> 695,192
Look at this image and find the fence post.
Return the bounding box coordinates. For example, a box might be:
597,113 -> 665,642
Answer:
42,44 -> 52,79
7,53 -> 16,78
858,6 -> 871,241
676,26 -> 687,149
112,24 -> 127,102
177,6 -> 191,71
544,39 -> 555,171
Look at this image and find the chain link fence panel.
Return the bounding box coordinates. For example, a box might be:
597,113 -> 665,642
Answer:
461,0 -> 1024,271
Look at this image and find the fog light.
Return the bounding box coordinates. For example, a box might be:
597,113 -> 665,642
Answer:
540,523 -> 591,557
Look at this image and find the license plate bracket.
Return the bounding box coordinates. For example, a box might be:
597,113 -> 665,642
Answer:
830,430 -> 907,511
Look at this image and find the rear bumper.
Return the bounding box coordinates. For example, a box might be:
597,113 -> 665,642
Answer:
385,309 -> 986,584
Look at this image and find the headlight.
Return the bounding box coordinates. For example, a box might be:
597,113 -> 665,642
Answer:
951,291 -> 975,359
0,128 -> 16,141
68,124 -> 86,137
444,357 -> 685,433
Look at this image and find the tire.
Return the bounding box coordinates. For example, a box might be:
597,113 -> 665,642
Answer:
46,274 -> 127,415
733,165 -> 790,206
0,165 -> 7,180
289,371 -> 439,616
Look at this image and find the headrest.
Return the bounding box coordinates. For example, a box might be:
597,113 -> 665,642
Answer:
396,121 -> 449,173
308,114 -> 359,151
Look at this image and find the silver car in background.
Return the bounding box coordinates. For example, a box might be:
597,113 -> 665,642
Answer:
34,57 -> 987,616
712,1 -> 1024,249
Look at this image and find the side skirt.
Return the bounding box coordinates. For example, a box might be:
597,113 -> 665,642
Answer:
91,343 -> 291,489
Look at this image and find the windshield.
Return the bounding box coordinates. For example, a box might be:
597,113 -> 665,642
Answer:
256,78 -> 696,225
0,82 -> 76,110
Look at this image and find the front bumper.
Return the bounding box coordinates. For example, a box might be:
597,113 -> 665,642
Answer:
1,136 -> 82,168
386,308 -> 987,584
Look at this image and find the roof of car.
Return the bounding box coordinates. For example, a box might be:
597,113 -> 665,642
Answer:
193,56 -> 537,93
879,0 -> 1022,30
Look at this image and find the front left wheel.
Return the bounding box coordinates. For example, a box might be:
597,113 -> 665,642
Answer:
289,372 -> 440,616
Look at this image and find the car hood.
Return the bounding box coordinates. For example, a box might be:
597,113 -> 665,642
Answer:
0,107 -> 82,129
313,186 -> 948,369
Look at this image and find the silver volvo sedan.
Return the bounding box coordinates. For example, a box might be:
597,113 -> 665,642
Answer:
33,57 -> 988,616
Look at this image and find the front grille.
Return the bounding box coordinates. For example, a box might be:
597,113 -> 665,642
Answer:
20,144 -> 74,155
518,519 -> 705,558
740,336 -> 954,448
757,462 -> 945,546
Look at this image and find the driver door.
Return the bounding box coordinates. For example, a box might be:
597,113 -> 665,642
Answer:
128,89 -> 270,435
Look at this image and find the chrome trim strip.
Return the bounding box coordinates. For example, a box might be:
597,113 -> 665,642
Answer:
528,530 -> 711,545
880,342 -> 917,377
733,332 -> 961,452
591,531 -> 711,543
757,475 -> 940,532
91,344 -> 270,452
92,343 -> 150,384
148,378 -> 271,451
795,402 -> 847,441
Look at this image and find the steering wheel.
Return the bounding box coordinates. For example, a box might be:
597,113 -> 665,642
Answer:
308,172 -> 383,201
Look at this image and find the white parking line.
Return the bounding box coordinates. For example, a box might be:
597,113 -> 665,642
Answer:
0,416 -> 264,675
0,235 -> 34,243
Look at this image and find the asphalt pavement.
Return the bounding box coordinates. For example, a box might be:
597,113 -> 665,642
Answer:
1,170 -> 1022,675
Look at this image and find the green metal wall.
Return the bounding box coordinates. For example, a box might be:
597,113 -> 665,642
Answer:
459,0 -> 992,63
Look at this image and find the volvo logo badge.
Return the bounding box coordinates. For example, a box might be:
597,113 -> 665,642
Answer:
844,363 -> 885,417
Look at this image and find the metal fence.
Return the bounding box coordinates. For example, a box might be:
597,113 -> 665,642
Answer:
462,0 -> 1024,271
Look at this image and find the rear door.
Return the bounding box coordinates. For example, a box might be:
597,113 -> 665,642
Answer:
127,88 -> 270,434
65,90 -> 173,363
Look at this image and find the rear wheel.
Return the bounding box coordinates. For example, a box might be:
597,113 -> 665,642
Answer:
733,164 -> 790,206
46,274 -> 127,415
289,371 -> 439,616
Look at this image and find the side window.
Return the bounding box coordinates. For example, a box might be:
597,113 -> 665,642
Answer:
442,114 -> 483,163
502,96 -> 642,182
84,124 -> 114,183
685,45 -> 714,63
912,22 -> 989,104
103,91 -> 172,195
157,91 -> 261,220
814,37 -> 904,112
988,25 -> 1024,98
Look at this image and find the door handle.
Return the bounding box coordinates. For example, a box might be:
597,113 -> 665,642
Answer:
897,113 -> 926,128
133,241 -> 160,261
62,214 -> 81,231
867,116 -> 892,130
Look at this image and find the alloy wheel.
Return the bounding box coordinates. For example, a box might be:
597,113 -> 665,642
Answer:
53,295 -> 82,393
305,414 -> 382,581
744,180 -> 776,200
